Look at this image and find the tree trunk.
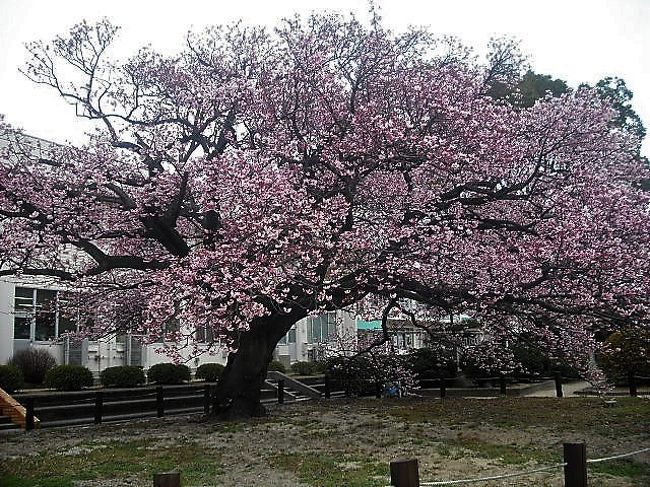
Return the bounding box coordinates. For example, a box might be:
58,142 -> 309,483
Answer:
211,313 -> 298,419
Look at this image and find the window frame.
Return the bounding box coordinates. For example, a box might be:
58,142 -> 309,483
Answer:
13,286 -> 76,341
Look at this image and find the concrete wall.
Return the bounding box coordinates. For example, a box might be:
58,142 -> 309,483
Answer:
0,278 -> 15,364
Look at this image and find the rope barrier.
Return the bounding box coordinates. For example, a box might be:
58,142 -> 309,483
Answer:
385,446 -> 650,486
586,446 -> 650,464
384,463 -> 566,486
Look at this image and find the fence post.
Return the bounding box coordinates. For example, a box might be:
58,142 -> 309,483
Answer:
203,385 -> 211,415
153,472 -> 180,487
25,397 -> 35,431
555,372 -> 564,398
156,386 -> 164,417
375,381 -> 383,399
563,442 -> 587,487
628,371 -> 638,397
94,391 -> 103,424
499,374 -> 507,395
390,458 -> 419,487
277,379 -> 285,404
324,375 -> 331,399
439,376 -> 446,399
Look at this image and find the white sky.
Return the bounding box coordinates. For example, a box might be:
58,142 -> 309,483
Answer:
0,0 -> 648,155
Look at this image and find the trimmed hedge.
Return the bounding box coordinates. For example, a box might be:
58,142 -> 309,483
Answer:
9,348 -> 56,385
289,361 -> 326,376
147,363 -> 191,384
100,366 -> 146,388
268,360 -> 286,373
195,363 -> 225,382
45,365 -> 94,391
0,365 -> 25,393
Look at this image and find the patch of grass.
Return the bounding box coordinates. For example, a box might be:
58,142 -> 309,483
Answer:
0,438 -> 222,487
0,476 -> 74,487
448,434 -> 554,465
384,397 -> 650,436
270,452 -> 388,487
590,459 -> 650,480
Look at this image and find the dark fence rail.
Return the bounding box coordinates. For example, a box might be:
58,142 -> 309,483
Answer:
13,376 -> 350,430
11,372 -> 649,431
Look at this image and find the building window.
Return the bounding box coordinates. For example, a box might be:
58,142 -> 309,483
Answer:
306,313 -> 336,343
196,324 -> 215,343
13,287 -> 76,341
288,327 -> 296,344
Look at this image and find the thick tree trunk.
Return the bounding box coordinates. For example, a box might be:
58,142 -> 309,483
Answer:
211,314 -> 298,419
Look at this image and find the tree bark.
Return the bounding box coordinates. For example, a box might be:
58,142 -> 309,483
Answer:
211,313 -> 299,419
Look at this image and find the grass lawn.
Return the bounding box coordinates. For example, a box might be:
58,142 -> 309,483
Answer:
1,397 -> 648,486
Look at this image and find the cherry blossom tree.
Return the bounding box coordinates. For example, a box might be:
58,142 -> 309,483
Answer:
1,11 -> 649,417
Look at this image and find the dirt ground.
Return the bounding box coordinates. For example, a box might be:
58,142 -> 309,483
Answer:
1,397 -> 649,486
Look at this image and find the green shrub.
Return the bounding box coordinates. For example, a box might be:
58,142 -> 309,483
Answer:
326,356 -> 376,395
9,348 -> 56,384
268,360 -> 286,373
290,361 -> 317,376
45,365 -> 94,391
195,363 -> 225,382
599,328 -> 650,380
0,365 -> 25,393
405,347 -> 457,379
289,361 -> 327,376
147,363 -> 191,384
100,366 -> 146,388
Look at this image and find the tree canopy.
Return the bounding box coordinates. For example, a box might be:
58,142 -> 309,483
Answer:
1,12 -> 649,415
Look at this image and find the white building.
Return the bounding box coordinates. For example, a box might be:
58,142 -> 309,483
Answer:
274,311 -> 358,366
0,276 -> 361,372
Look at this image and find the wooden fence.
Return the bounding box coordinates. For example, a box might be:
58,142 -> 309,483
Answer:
12,372 -> 649,431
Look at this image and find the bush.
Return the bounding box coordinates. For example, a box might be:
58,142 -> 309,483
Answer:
147,363 -> 191,384
326,356 -> 376,395
289,361 -> 319,376
100,366 -> 146,388
0,365 -> 25,393
195,363 -> 225,382
405,347 -> 457,379
599,328 -> 650,380
268,360 -> 286,373
45,365 -> 94,391
289,361 -> 327,376
9,348 -> 56,384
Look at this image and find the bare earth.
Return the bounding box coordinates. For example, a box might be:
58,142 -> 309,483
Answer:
1,397 -> 649,486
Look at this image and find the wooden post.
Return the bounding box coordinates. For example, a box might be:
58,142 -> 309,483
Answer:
156,386 -> 164,417
390,458 -> 419,487
25,397 -> 35,431
277,379 -> 285,404
499,374 -> 507,395
563,442 -> 587,487
94,391 -> 103,424
375,381 -> 383,399
324,375 -> 331,399
555,372 -> 564,398
439,376 -> 446,399
203,385 -> 211,415
153,472 -> 180,487
628,371 -> 638,397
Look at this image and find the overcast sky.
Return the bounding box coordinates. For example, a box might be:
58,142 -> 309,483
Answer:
1,0 -> 648,155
